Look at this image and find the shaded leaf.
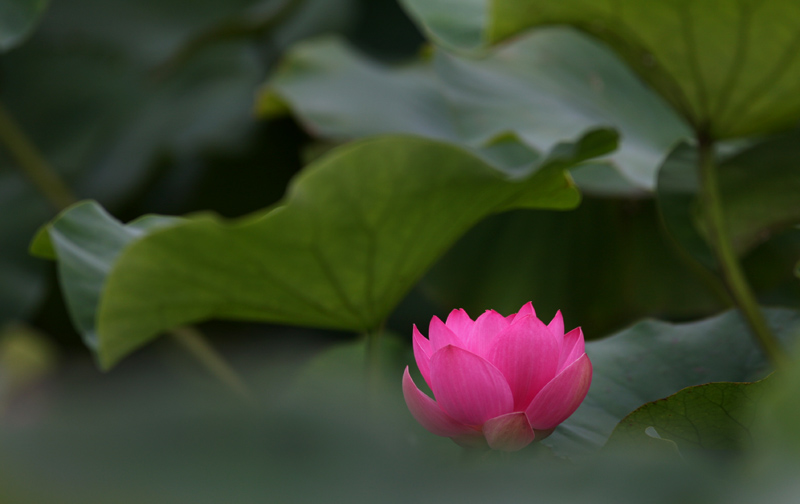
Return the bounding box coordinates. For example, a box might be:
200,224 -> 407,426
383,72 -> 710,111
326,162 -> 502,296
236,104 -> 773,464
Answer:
543,308 -> 800,458
423,199 -> 727,339
260,31 -> 689,191
401,0 -> 800,139
606,378 -> 769,453
37,132 -> 614,368
0,0 -> 48,51
657,133 -> 800,273
0,0 -> 353,326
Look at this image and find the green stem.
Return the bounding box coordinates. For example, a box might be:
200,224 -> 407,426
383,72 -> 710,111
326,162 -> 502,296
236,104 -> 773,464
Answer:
171,326 -> 254,403
0,99 -> 252,399
697,136 -> 787,366
0,101 -> 77,211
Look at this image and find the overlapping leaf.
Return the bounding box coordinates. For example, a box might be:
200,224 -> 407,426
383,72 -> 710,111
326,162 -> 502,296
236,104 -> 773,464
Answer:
543,308 -> 800,458
0,0 -> 354,326
401,0 -> 800,139
606,378 -> 769,453
33,132 -> 614,368
0,0 -> 48,51
260,30 -> 689,191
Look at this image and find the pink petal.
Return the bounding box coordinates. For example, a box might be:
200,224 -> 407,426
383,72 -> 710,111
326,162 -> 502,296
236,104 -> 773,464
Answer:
482,412 -> 535,452
412,325 -> 433,389
445,309 -> 474,338
429,316 -> 463,353
467,310 -> 510,356
548,310 -> 564,338
429,345 -> 514,425
516,301 -> 536,318
403,367 -> 478,437
525,353 -> 592,430
558,327 -> 585,371
486,314 -> 561,410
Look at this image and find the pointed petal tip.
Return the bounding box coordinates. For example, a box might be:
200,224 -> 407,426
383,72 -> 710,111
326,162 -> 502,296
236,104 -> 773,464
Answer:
402,367 -> 476,438
516,301 -> 536,318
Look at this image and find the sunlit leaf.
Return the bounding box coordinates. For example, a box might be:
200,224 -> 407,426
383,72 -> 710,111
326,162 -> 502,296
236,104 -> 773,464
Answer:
401,0 -> 800,139
35,132 -> 614,368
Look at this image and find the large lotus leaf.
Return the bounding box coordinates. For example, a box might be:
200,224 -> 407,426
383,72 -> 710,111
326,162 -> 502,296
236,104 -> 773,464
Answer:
542,308 -> 800,458
0,0 -> 48,51
33,132 -> 615,368
422,198 -> 727,340
257,36 -> 460,142
606,378 -> 769,454
400,0 -> 800,139
260,31 -> 689,192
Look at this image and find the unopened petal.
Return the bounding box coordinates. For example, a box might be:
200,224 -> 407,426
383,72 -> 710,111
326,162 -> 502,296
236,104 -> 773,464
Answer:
429,316 -> 463,353
445,308 -> 474,339
402,367 -> 478,437
467,310 -> 510,357
430,345 -> 514,425
526,353 -> 592,430
483,412 -> 535,452
412,325 -> 433,389
557,327 -> 585,372
548,310 -> 564,338
487,314 -> 561,410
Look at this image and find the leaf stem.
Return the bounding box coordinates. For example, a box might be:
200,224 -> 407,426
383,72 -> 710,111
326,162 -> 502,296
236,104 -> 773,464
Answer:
0,101 -> 77,211
171,326 -> 254,403
696,135 -> 787,366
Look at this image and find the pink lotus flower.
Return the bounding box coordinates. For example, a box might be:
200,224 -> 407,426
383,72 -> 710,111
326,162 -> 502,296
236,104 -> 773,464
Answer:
403,302 -> 592,451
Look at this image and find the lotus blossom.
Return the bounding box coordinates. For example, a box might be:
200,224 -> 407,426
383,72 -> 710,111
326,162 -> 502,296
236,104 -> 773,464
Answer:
402,302 -> 592,451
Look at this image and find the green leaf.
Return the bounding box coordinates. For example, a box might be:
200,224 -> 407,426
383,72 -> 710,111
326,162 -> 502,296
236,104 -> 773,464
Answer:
32,201 -> 182,352
424,198 -> 727,338
715,131 -> 800,254
39,133 -> 614,368
260,32 -> 689,191
0,0 -> 352,327
657,132 -> 800,271
0,0 -> 48,51
542,308 -> 800,458
400,0 -> 800,139
606,378 -> 769,453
